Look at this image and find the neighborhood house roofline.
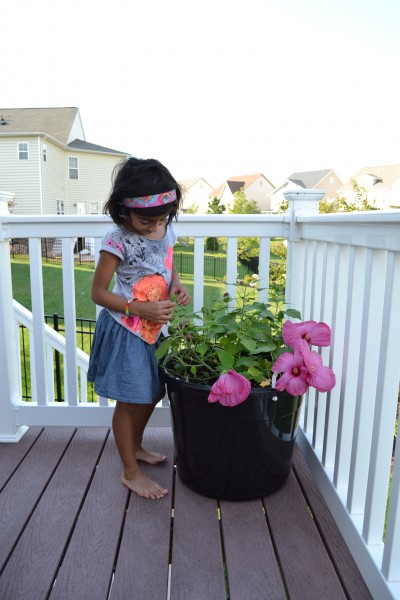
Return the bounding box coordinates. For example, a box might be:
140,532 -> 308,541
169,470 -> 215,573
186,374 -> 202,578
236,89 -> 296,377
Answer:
0,131 -> 128,156
210,173 -> 275,198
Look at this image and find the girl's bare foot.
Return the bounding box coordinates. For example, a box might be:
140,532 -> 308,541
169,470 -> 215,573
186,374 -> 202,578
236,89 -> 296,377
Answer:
135,446 -> 167,464
121,469 -> 168,499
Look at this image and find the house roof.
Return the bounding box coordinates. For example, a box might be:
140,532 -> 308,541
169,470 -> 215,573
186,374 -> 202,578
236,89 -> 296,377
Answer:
180,178 -> 214,191
341,164 -> 400,190
287,169 -> 332,188
0,107 -> 80,145
210,173 -> 273,198
68,139 -> 127,155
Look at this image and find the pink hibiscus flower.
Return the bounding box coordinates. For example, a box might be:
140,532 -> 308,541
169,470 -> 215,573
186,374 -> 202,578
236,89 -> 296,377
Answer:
271,347 -> 309,396
208,370 -> 251,407
299,340 -> 336,392
282,320 -> 331,349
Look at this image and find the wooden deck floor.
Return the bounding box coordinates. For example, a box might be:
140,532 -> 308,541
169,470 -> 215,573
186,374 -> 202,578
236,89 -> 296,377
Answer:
0,426 -> 373,600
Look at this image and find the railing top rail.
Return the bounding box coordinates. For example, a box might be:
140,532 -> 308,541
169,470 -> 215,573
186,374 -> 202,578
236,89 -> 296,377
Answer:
0,213 -> 288,240
0,213 -> 285,225
297,210 -> 400,224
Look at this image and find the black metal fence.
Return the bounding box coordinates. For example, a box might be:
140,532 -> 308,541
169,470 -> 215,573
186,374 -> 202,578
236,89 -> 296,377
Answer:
19,314 -> 97,402
11,238 -> 95,266
10,238 -> 256,277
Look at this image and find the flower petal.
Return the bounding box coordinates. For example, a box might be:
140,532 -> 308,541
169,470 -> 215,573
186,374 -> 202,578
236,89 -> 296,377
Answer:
309,322 -> 331,347
307,364 -> 336,392
282,319 -> 331,348
271,352 -> 295,373
208,370 -> 251,407
285,376 -> 309,396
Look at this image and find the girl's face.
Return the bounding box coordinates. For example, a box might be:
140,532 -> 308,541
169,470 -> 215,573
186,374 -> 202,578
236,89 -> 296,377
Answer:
128,212 -> 169,238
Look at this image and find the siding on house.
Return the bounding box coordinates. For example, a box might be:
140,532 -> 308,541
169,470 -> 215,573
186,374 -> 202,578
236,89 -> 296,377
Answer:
181,178 -> 214,213
68,113 -> 85,144
66,152 -> 122,214
243,178 -> 274,211
0,136 -> 42,214
42,140 -> 67,214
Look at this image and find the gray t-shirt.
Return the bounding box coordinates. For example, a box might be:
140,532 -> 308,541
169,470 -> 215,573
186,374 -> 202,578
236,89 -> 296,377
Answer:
100,224 -> 177,344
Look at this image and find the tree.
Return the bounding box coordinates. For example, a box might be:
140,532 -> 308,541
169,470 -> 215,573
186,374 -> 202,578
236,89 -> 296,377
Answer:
207,196 -> 226,214
185,203 -> 198,214
228,188 -> 261,270
337,179 -> 379,212
229,188 -> 261,214
321,179 -> 379,213
206,197 -> 226,252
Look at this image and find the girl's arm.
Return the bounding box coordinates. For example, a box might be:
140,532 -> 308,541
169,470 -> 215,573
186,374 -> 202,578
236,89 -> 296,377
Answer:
169,265 -> 191,306
91,251 -> 177,323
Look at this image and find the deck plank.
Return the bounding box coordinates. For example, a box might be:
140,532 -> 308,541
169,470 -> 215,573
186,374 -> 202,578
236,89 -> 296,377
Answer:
292,446 -> 373,600
49,431 -> 128,600
170,477 -> 227,599
220,498 -> 287,599
0,426 -> 76,573
110,427 -> 174,600
264,470 -> 347,600
0,426 -> 43,490
0,427 -> 108,600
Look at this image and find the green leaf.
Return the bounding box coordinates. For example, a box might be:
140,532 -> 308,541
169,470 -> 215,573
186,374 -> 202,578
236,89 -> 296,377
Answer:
250,343 -> 276,354
197,343 -> 208,356
285,308 -> 302,319
240,338 -> 257,352
155,338 -> 172,359
247,366 -> 264,377
215,348 -> 235,370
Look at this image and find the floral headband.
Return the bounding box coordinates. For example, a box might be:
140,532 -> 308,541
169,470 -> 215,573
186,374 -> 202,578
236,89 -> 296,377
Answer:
123,189 -> 177,209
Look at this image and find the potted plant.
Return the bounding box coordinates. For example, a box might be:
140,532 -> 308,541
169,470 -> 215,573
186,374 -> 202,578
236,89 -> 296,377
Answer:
156,283 -> 335,501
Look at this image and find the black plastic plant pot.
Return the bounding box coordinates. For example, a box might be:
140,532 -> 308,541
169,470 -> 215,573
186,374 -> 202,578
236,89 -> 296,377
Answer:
161,369 -> 302,501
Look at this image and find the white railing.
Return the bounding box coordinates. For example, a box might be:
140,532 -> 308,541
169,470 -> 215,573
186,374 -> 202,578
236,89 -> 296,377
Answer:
1,192 -> 400,599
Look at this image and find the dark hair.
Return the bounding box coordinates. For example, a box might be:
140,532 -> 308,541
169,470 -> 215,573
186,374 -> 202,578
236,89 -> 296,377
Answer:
104,157 -> 183,226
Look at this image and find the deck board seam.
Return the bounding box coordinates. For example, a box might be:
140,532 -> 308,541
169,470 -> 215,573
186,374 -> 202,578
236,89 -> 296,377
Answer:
261,496 -> 291,599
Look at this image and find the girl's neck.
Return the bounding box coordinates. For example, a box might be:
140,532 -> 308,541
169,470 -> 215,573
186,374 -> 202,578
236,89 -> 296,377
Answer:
123,222 -> 167,240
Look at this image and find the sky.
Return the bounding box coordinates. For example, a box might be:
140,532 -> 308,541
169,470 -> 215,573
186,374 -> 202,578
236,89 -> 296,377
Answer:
2,0 -> 400,188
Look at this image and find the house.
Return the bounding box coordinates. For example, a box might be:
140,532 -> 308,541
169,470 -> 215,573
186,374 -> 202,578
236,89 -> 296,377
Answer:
179,178 -> 214,213
210,174 -> 275,212
0,107 -> 130,215
338,164 -> 400,209
270,169 -> 343,211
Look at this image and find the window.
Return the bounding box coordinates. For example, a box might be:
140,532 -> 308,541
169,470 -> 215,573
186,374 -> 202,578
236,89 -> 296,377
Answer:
57,200 -> 65,215
43,145 -> 47,162
18,142 -> 29,160
69,156 -> 79,179
89,201 -> 100,214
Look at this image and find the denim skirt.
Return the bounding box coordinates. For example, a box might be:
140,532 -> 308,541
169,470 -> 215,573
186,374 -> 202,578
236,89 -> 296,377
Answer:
87,309 -> 165,404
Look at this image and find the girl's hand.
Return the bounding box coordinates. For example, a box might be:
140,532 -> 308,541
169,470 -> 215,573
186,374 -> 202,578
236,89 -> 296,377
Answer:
170,283 -> 191,306
134,300 -> 177,323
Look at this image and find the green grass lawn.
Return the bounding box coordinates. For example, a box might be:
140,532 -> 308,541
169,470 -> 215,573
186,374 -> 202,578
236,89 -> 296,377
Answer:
11,261 -> 226,320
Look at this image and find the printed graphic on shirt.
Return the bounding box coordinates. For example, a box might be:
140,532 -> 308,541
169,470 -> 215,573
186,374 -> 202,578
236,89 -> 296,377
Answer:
121,273 -> 169,344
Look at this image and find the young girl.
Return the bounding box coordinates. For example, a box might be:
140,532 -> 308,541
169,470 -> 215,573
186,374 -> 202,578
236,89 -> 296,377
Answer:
88,157 -> 190,500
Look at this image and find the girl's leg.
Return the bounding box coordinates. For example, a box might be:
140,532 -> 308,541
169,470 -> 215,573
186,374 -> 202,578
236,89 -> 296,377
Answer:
134,392 -> 167,464
112,400 -> 168,499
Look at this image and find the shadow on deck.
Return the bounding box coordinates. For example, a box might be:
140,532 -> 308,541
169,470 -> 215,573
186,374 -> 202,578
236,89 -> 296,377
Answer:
0,426 -> 372,600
